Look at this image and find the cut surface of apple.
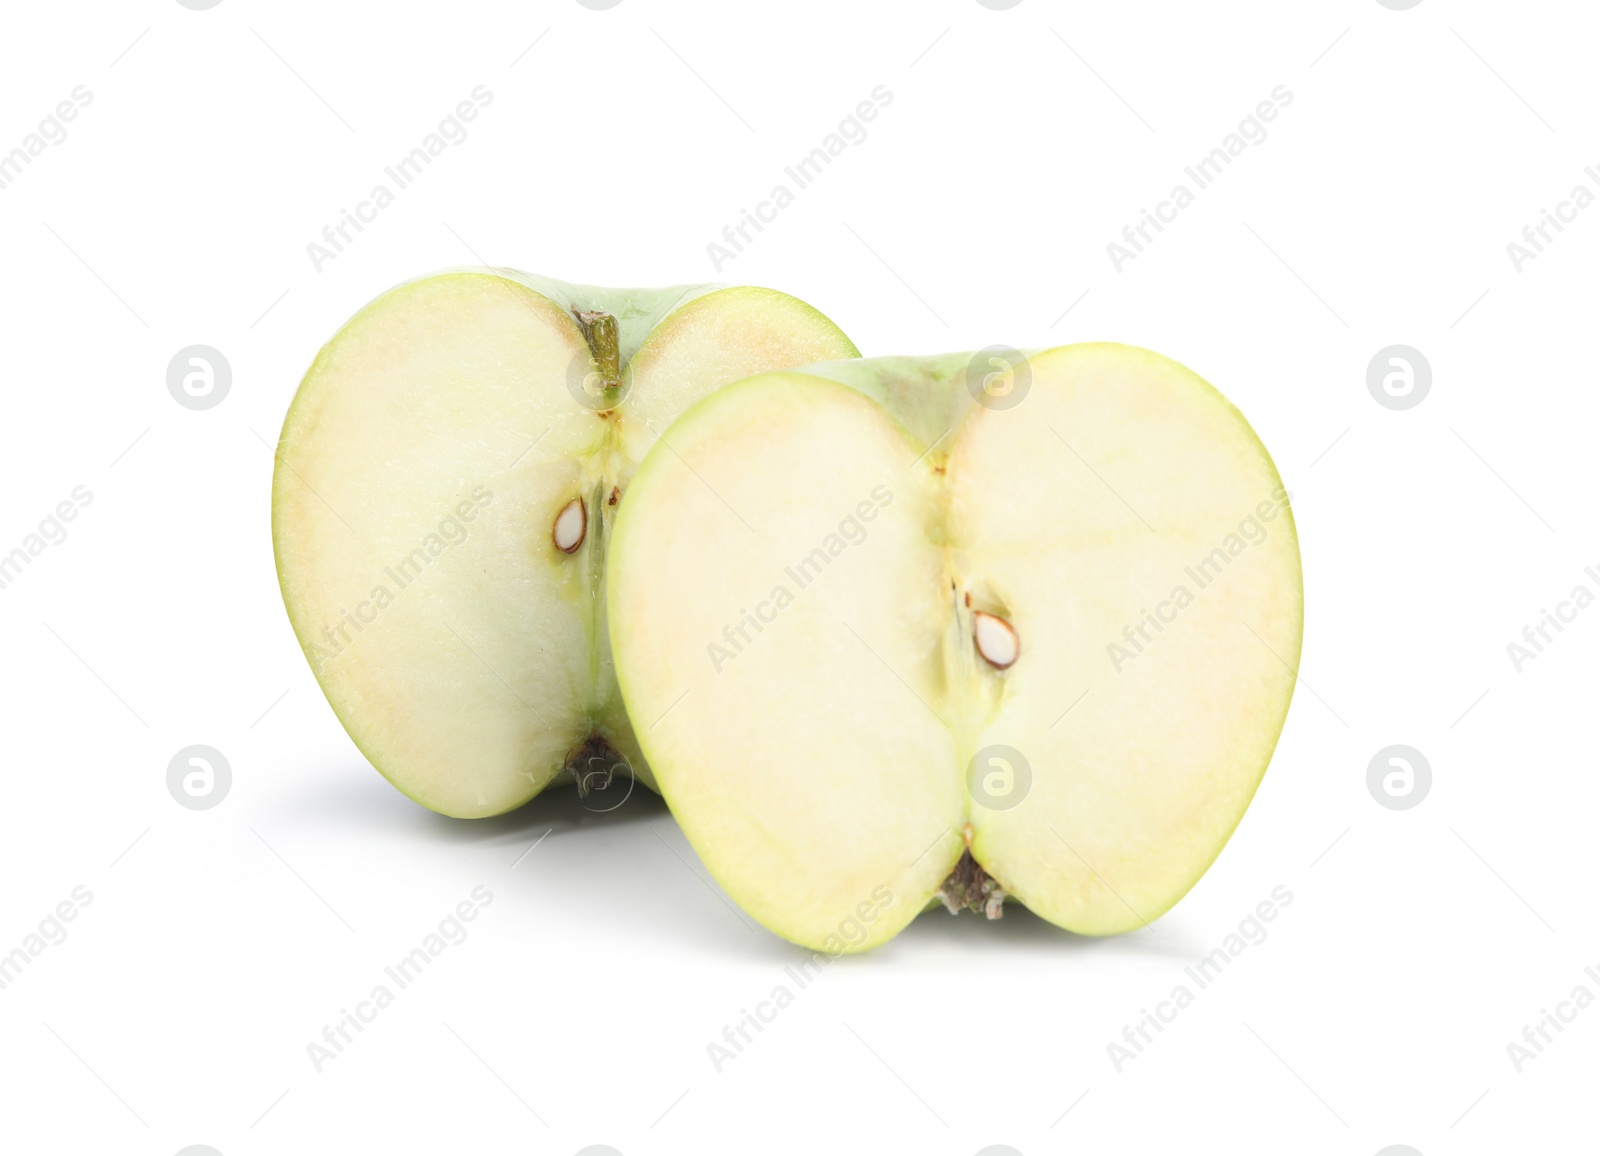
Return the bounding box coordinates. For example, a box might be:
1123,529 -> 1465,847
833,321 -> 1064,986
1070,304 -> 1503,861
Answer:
608,344 -> 1302,951
272,270 -> 857,818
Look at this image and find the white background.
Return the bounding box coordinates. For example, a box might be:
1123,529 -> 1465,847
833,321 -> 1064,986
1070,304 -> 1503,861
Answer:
0,2 -> 1595,1154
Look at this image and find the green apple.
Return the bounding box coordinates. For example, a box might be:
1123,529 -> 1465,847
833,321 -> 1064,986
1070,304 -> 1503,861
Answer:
608,344 -> 1302,951
272,270 -> 857,818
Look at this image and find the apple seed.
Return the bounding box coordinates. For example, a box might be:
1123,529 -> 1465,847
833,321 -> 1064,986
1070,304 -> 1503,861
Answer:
553,497 -> 587,554
973,610 -> 1019,670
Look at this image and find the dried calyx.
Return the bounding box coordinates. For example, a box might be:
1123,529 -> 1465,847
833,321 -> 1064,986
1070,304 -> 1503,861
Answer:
564,733 -> 629,799
938,849 -> 1006,919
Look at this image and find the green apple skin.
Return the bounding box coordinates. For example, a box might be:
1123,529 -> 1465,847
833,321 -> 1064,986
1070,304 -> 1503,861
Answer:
608,345 -> 1303,952
272,270 -> 858,818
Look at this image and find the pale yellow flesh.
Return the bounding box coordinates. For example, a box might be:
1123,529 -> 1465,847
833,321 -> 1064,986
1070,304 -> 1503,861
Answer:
272,272 -> 856,817
609,345 -> 1302,951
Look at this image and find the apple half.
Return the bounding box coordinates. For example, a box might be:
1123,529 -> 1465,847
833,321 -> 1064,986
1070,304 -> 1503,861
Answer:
608,344 -> 1302,951
272,270 -> 857,817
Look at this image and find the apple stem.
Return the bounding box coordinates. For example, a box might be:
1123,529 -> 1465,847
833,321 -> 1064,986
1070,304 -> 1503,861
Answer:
573,309 -> 622,394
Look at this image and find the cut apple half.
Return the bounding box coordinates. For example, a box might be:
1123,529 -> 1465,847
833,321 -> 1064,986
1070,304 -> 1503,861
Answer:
608,344 -> 1302,951
272,270 -> 857,818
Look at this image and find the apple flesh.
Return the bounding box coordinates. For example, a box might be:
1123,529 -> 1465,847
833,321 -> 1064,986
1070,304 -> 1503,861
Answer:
272,270 -> 857,818
608,344 -> 1302,951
